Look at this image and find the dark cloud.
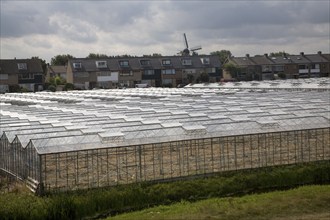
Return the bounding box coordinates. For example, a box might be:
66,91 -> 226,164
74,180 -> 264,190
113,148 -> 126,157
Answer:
0,1 -> 54,37
0,0 -> 329,59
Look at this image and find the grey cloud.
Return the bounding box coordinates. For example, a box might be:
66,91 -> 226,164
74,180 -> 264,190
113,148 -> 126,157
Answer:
0,0 -> 328,59
0,2 -> 54,37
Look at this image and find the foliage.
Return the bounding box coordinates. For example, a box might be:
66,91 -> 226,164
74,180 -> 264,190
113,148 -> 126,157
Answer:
162,83 -> 173,88
8,85 -> 31,93
143,53 -> 162,57
187,74 -> 194,83
51,54 -> 74,65
277,72 -> 286,79
0,161 -> 329,220
269,51 -> 290,57
198,72 -> 209,83
223,63 -> 241,78
9,85 -> 21,93
86,53 -> 109,58
48,85 -> 56,92
210,50 -> 232,64
63,83 -> 75,91
110,185 -> 330,220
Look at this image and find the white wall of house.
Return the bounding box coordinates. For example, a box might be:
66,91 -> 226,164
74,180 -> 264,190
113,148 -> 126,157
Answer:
97,72 -> 118,83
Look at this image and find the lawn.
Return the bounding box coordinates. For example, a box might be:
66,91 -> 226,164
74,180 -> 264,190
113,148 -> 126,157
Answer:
108,185 -> 330,220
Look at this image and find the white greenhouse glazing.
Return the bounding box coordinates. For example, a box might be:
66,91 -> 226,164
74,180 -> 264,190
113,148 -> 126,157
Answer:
1,78 -> 329,193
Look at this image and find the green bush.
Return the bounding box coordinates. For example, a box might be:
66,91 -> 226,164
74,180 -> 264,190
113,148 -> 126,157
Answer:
63,83 -> 74,91
0,161 -> 329,220
48,85 -> 56,92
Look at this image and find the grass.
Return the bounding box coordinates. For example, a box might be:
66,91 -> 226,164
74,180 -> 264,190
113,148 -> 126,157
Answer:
108,185 -> 330,220
0,161 -> 329,220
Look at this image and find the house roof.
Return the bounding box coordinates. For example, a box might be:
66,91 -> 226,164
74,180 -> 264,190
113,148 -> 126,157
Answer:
0,59 -> 43,74
304,54 -> 329,63
68,55 -> 221,72
229,57 -> 256,66
250,55 -> 274,65
229,52 -> 330,66
48,65 -> 67,74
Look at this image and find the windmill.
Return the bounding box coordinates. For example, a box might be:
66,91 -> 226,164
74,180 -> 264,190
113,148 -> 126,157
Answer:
178,33 -> 202,56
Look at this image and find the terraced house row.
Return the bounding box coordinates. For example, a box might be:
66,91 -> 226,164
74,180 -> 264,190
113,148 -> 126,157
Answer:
64,55 -> 221,89
1,52 -> 329,92
224,51 -> 330,81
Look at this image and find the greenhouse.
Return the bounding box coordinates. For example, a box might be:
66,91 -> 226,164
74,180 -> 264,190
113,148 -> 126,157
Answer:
0,78 -> 329,194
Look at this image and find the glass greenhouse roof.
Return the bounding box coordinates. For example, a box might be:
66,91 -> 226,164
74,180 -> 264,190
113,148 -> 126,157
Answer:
1,78 -> 329,154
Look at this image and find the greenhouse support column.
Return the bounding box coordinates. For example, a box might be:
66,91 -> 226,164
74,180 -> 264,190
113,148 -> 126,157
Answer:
138,145 -> 142,181
38,154 -> 44,195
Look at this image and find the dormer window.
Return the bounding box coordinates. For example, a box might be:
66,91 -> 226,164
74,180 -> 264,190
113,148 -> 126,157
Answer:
140,60 -> 151,66
162,59 -> 171,66
96,61 -> 107,68
119,60 -> 129,67
73,62 -> 82,69
17,63 -> 27,70
201,57 -> 210,65
181,59 -> 192,66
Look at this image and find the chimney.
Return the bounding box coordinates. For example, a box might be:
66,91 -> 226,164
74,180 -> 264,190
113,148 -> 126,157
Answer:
264,53 -> 268,58
246,54 -> 250,58
300,52 -> 304,56
317,51 -> 322,55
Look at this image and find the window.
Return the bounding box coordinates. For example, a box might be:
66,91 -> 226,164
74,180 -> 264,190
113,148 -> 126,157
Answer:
120,70 -> 133,76
119,60 -> 129,67
162,69 -> 176,74
17,63 -> 27,70
140,60 -> 151,66
299,65 -> 308,70
74,72 -> 88,78
96,61 -> 107,68
97,72 -> 111,76
0,74 -> 9,80
273,65 -> 284,72
201,58 -> 210,65
162,79 -> 172,85
162,59 -> 171,66
143,70 -> 154,76
262,65 -> 271,72
311,64 -> 320,69
18,73 -> 34,79
181,59 -> 192,65
73,62 -> 82,69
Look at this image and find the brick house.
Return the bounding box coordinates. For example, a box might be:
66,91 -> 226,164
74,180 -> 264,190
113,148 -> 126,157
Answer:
0,58 -> 44,93
66,55 -> 221,89
225,52 -> 330,81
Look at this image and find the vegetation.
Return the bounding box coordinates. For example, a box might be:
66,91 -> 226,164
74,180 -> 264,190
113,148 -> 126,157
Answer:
197,72 -> 209,83
210,50 -> 232,64
0,161 -> 329,220
110,185 -> 330,220
50,54 -> 75,65
86,53 -> 109,59
269,51 -> 290,57
223,62 -> 241,79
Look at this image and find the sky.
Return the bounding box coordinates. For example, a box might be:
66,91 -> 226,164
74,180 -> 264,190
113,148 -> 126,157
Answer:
1,0 -> 329,63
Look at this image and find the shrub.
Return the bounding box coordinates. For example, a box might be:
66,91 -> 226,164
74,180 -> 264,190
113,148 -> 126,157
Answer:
0,162 -> 329,220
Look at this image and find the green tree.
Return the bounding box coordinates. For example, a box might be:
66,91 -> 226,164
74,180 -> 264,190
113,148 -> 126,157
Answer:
223,63 -> 241,79
269,51 -> 290,57
51,54 -> 74,65
210,50 -> 232,64
86,53 -> 108,58
199,72 -> 209,83
187,74 -> 194,83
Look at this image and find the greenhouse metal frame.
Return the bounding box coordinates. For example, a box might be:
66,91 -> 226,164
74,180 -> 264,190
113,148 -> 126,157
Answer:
1,78 -> 329,193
